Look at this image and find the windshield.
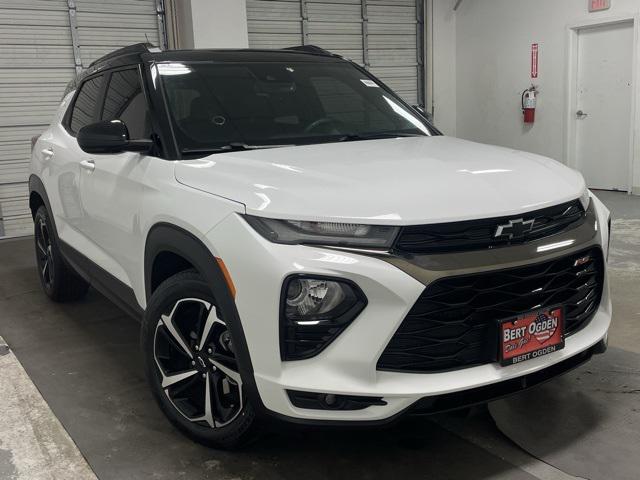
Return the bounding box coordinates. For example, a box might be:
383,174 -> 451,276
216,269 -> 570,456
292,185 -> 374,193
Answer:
156,60 -> 437,155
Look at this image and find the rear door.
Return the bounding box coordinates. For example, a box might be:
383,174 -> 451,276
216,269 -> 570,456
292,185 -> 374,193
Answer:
42,74 -> 105,252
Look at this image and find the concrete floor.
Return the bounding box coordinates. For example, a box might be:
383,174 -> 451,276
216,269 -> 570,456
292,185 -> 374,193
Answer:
0,335 -> 96,480
0,190 -> 638,480
599,191 -> 640,354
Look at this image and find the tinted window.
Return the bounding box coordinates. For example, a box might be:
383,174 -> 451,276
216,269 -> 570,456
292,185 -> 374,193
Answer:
158,61 -> 435,154
70,76 -> 103,133
310,76 -> 388,130
101,69 -> 150,139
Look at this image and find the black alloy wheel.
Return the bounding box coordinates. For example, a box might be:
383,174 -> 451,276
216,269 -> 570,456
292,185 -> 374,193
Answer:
35,214 -> 54,290
153,296 -> 244,428
33,205 -> 89,301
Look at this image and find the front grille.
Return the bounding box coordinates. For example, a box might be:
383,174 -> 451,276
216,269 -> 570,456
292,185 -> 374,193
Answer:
394,200 -> 585,254
377,248 -> 604,373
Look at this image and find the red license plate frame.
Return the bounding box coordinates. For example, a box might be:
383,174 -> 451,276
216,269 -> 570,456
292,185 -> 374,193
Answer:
499,306 -> 565,366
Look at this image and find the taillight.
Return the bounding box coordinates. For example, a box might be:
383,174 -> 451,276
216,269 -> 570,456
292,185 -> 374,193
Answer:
607,216 -> 612,261
30,135 -> 40,153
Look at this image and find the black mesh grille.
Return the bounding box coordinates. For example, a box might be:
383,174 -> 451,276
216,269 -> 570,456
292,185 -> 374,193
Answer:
377,248 -> 604,373
394,200 -> 586,254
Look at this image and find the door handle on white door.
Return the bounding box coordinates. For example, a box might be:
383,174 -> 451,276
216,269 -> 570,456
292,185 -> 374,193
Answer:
576,110 -> 588,118
80,159 -> 95,172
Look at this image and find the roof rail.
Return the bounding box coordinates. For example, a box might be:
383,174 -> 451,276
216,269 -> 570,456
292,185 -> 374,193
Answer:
88,42 -> 156,68
282,45 -> 336,57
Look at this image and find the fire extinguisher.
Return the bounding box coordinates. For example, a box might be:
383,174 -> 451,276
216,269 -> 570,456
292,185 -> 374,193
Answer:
522,86 -> 538,124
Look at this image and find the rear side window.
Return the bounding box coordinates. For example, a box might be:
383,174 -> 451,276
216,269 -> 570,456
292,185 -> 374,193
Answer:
70,75 -> 103,133
101,69 -> 150,139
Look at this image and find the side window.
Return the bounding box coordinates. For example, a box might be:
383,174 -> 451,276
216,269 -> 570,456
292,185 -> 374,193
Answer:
101,69 -> 150,139
70,75 -> 104,133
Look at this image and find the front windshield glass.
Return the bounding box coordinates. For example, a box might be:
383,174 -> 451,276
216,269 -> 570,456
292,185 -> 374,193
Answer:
157,60 -> 437,154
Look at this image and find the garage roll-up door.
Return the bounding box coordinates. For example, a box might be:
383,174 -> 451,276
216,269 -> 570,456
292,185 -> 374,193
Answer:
246,0 -> 425,105
0,0 -> 74,238
75,0 -> 163,67
0,0 -> 165,239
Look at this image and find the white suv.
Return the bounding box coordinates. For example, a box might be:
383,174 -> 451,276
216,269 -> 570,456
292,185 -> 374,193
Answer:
29,44 -> 612,448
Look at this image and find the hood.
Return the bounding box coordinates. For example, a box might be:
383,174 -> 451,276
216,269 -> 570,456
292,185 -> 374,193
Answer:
174,136 -> 586,225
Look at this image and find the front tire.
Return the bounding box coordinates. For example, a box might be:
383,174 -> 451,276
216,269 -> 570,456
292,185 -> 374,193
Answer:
34,205 -> 90,302
141,270 -> 258,449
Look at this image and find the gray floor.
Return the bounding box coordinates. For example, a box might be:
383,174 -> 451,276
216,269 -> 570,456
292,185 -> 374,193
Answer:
0,190 -> 638,479
0,335 -> 96,480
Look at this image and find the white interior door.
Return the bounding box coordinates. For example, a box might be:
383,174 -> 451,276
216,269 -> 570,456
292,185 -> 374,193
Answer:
575,21 -> 633,191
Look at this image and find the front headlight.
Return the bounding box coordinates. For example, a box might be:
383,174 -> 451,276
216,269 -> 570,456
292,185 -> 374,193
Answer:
281,275 -> 367,360
243,215 -> 399,249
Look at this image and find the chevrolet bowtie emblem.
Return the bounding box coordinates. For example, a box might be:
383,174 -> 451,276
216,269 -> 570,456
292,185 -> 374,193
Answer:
494,218 -> 535,240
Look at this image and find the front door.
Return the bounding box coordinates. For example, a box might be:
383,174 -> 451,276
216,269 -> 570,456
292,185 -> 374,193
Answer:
575,21 -> 633,191
78,68 -> 152,288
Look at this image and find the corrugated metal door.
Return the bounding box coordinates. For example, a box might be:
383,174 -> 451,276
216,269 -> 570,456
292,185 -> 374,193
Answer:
246,0 -> 424,105
0,0 -> 164,239
0,0 -> 74,238
75,0 -> 163,67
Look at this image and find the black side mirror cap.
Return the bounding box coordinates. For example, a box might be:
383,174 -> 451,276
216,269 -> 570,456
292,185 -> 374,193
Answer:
126,139 -> 154,152
77,120 -> 151,154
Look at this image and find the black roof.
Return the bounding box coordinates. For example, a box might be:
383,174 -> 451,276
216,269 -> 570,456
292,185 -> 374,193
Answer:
88,42 -> 158,68
63,43 -> 345,98
89,43 -> 343,68
144,48 -> 344,64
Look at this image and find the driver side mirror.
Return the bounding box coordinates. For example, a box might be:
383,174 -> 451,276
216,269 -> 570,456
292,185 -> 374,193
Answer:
77,120 -> 152,154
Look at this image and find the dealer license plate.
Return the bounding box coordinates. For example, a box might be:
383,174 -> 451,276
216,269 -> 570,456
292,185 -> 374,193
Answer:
499,306 -> 565,366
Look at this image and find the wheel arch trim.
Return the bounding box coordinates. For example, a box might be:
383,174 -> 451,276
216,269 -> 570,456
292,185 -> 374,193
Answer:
143,222 -> 266,414
29,175 -> 58,237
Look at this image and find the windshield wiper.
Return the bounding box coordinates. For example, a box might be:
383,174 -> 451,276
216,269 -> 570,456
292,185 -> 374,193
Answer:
334,132 -> 424,143
181,142 -> 293,155
181,134 -> 423,155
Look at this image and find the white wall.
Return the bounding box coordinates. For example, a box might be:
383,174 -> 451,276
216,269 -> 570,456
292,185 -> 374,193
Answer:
433,0 -> 640,192
172,0 -> 249,49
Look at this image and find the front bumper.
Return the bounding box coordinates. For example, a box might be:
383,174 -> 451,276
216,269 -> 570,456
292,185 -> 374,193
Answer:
207,194 -> 612,423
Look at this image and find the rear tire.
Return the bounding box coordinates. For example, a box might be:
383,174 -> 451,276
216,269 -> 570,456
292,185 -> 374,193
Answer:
34,206 -> 90,302
141,270 -> 259,449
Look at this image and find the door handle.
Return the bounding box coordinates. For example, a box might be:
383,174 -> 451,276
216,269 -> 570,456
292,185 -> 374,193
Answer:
41,148 -> 54,160
576,110 -> 588,118
80,159 -> 95,172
